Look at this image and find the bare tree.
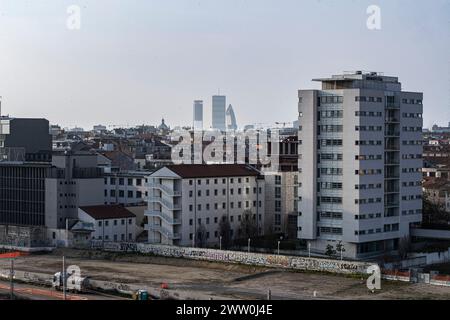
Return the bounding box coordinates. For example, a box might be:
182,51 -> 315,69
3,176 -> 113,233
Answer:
218,215 -> 231,249
196,224 -> 207,248
398,236 -> 411,259
239,210 -> 258,239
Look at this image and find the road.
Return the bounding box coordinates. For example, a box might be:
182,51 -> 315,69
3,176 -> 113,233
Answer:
0,280 -> 125,300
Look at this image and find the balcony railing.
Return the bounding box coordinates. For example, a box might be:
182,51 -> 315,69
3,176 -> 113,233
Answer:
147,196 -> 181,210
385,117 -> 400,123
146,223 -> 180,240
385,131 -> 400,137
145,210 -> 181,225
385,102 -> 400,109
147,182 -> 181,196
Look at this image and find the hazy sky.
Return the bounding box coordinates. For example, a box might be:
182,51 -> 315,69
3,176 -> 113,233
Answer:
0,0 -> 449,130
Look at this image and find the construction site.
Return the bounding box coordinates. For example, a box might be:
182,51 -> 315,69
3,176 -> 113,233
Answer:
1,248 -> 450,300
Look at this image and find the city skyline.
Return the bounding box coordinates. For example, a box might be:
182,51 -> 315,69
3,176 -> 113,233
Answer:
0,0 -> 448,129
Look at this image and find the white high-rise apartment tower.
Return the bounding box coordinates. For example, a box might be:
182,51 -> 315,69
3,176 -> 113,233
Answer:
297,71 -> 423,259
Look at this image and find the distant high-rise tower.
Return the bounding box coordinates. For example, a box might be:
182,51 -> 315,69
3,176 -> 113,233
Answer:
226,104 -> 237,130
212,95 -> 226,131
193,100 -> 203,131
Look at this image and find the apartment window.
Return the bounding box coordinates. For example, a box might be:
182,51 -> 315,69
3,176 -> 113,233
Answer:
127,178 -> 133,186
189,205 -> 193,212
136,179 -> 142,186
206,217 -> 210,224
189,180 -> 193,185
114,220 -> 117,226
128,191 -> 133,198
119,178 -> 124,185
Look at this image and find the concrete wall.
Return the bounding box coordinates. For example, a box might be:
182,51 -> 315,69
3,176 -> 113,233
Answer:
91,241 -> 373,275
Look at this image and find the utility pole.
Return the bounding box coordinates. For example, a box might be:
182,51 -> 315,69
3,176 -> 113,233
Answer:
10,259 -> 14,300
62,256 -> 66,300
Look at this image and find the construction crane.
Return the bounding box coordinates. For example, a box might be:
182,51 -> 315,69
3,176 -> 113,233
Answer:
275,122 -> 293,128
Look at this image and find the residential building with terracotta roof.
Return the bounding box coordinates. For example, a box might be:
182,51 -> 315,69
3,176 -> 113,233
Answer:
145,164 -> 265,247
78,205 -> 137,242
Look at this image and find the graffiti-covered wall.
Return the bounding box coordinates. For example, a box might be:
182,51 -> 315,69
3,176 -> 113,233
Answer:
91,241 -> 373,275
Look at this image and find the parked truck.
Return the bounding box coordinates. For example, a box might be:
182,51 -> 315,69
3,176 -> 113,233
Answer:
52,272 -> 89,293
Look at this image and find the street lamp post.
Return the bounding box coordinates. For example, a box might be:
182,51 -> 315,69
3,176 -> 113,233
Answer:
308,242 -> 311,258
248,238 -> 251,253
219,236 -> 222,250
62,255 -> 66,300
9,259 -> 14,300
277,241 -> 280,255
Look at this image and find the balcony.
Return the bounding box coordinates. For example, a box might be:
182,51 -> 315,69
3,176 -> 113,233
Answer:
147,223 -> 180,240
147,196 -> 181,210
147,182 -> 181,197
385,117 -> 400,123
385,144 -> 399,151
145,210 -> 181,225
385,102 -> 400,109
147,224 -> 163,232
385,131 -> 400,137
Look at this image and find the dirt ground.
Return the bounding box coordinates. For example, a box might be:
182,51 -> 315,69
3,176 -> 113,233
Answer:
1,248 -> 450,300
